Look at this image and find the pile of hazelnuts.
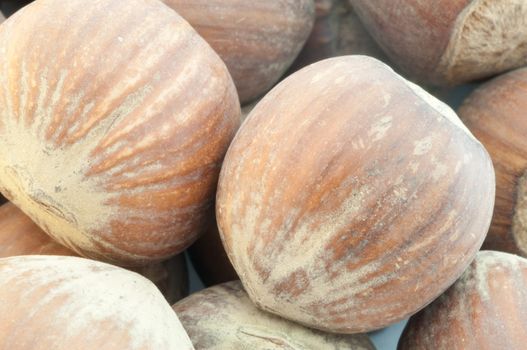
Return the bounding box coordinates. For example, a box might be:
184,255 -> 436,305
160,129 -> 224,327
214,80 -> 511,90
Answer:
0,0 -> 525,349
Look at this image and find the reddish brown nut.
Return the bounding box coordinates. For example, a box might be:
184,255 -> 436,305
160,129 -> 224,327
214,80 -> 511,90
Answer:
216,56 -> 495,333
0,202 -> 189,303
458,68 -> 527,257
398,251 -> 527,349
173,281 -> 375,349
0,0 -> 240,266
350,0 -> 527,85
0,255 -> 193,349
290,0 -> 386,71
161,0 -> 315,103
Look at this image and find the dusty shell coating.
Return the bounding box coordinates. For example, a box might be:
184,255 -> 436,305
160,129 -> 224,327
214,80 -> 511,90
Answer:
290,0 -> 386,72
458,68 -> 527,257
398,251 -> 527,349
0,255 -> 194,350
350,0 -> 527,85
216,56 -> 495,333
162,0 -> 315,103
0,202 -> 189,303
173,281 -> 375,349
0,0 -> 240,265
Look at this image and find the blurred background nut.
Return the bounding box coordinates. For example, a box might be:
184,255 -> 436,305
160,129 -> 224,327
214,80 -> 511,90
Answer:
162,0 -> 315,103
289,0 -> 387,72
459,67 -> 527,257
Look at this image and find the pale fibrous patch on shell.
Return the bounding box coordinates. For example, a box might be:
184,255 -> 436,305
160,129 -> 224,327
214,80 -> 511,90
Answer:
438,0 -> 527,84
0,0 -> 240,265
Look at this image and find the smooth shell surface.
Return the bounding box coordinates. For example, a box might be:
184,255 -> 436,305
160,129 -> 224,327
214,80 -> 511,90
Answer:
162,0 -> 315,103
0,202 -> 189,303
0,255 -> 194,349
458,68 -> 527,257
398,251 -> 527,349
217,56 -> 495,333
350,0 -> 527,85
0,0 -> 240,265
173,281 -> 375,349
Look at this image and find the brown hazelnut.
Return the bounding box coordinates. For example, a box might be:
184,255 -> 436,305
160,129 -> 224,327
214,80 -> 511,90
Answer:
216,56 -> 495,333
350,0 -> 527,85
162,0 -> 315,103
0,255 -> 193,349
173,281 -> 375,349
458,67 -> 527,256
0,0 -> 240,266
398,251 -> 527,349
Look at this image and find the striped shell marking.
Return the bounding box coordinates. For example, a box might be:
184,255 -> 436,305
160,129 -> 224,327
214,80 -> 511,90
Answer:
216,56 -> 495,333
398,251 -> 527,349
0,255 -> 194,350
458,67 -> 527,257
0,202 -> 189,304
0,0 -> 240,265
162,0 -> 315,103
173,280 -> 375,349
